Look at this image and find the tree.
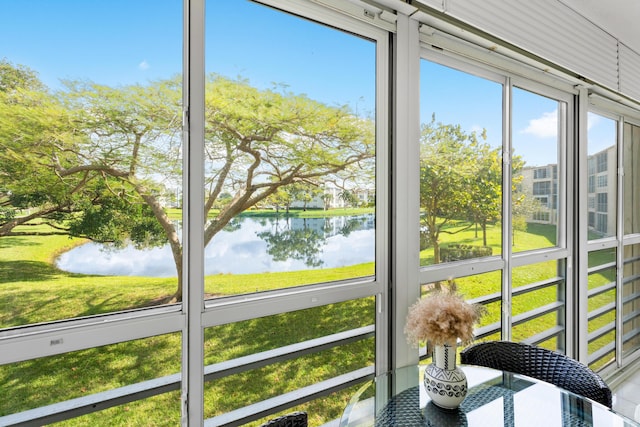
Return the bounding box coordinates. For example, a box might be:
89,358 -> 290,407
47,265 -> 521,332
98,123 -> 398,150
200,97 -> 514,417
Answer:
257,218 -> 325,268
338,189 -> 359,208
419,116 -> 494,264
466,141 -> 502,247
0,61 -> 103,237
2,70 -> 375,302
196,75 -> 374,300
0,58 -> 45,93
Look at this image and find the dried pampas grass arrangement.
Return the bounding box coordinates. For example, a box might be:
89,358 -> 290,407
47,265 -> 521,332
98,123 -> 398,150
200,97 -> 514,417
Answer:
405,282 -> 485,346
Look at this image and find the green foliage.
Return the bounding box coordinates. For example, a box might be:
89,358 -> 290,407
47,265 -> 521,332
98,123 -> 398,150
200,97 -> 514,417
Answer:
440,244 -> 493,262
419,115 -> 497,263
0,58 -> 45,94
258,224 -> 326,267
1,64 -> 376,301
202,75 -> 374,239
67,192 -> 166,248
0,206 -> 14,222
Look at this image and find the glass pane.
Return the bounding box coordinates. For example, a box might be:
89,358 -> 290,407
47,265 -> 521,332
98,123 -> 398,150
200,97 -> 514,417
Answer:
419,61 -> 503,266
512,87 -> 564,252
512,260 -> 565,347
0,334 -> 181,424
587,249 -> 617,370
623,244 -> 640,359
0,1 -> 183,328
587,113 -> 617,240
452,271 -> 502,337
624,122 -> 640,235
203,298 -> 375,424
204,1 -> 376,297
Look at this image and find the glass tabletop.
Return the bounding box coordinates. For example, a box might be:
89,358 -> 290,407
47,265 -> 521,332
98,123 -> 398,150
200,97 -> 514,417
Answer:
340,365 -> 640,427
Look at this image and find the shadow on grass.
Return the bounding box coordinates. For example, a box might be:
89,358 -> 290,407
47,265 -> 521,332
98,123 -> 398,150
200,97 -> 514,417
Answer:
0,333 -> 180,414
0,260 -> 60,283
0,236 -> 39,249
524,222 -> 557,244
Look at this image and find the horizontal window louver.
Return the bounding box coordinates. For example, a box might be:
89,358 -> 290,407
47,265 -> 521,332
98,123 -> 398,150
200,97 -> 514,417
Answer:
620,43 -> 640,103
437,0 -> 619,91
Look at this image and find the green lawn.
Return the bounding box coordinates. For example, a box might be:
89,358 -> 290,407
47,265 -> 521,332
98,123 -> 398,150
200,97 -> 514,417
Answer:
0,225 -> 375,426
0,217 -> 616,424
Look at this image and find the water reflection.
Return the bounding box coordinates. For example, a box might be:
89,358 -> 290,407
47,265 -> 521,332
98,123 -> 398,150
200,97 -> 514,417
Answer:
56,215 -> 375,277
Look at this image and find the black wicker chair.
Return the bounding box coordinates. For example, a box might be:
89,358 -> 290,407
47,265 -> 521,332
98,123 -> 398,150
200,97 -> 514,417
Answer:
460,341 -> 612,408
259,411 -> 308,427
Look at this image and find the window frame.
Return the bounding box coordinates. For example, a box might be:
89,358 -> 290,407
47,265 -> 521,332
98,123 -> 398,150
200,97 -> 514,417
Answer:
416,41 -> 575,349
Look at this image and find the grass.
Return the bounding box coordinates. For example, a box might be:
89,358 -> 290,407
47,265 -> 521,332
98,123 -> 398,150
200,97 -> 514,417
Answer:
0,223 -> 375,425
0,215 -> 620,424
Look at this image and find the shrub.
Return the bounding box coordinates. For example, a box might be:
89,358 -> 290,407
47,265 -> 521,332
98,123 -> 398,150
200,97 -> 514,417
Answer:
440,244 -> 492,262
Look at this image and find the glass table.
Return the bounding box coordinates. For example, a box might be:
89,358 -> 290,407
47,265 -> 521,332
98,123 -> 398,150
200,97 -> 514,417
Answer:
340,365 -> 640,426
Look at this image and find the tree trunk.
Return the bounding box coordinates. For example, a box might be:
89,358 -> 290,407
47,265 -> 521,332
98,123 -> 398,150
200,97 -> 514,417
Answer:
482,220 -> 488,247
138,190 -> 183,302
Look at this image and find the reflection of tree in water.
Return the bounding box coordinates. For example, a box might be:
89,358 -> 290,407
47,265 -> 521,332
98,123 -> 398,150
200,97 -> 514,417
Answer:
256,214 -> 374,267
220,216 -> 245,233
257,218 -> 325,268
337,216 -> 370,237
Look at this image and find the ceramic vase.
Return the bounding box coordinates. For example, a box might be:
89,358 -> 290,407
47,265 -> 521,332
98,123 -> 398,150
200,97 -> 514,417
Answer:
423,342 -> 467,409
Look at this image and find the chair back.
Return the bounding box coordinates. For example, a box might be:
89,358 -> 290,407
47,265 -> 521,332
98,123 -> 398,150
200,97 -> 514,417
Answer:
460,340 -> 612,408
259,411 -> 308,427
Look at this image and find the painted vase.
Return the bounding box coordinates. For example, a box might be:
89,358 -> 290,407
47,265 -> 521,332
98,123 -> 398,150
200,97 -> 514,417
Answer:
423,343 -> 467,409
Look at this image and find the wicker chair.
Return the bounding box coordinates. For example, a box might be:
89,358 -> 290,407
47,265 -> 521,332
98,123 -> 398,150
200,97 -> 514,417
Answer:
259,411 -> 308,427
460,340 -> 612,408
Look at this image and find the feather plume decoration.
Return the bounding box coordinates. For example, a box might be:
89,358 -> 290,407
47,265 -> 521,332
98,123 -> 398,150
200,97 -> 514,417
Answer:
405,282 -> 484,346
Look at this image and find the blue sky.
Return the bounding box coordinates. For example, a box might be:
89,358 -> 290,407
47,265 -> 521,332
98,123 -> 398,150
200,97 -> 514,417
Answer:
1,0 -> 615,167
0,0 -> 375,113
0,0 -> 182,89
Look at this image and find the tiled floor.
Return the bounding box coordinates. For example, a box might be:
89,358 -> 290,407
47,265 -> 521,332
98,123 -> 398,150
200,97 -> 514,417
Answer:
613,368 -> 640,422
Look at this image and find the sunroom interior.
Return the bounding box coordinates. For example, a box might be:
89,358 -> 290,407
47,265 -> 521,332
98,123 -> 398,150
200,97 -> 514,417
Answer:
2,0 -> 640,425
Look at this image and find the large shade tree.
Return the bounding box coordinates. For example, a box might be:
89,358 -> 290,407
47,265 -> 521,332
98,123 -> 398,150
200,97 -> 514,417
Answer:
0,61 -> 105,236
1,66 -> 374,303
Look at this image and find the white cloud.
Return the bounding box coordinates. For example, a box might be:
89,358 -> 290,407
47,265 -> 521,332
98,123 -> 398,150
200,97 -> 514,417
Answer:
138,60 -> 150,71
521,110 -> 558,138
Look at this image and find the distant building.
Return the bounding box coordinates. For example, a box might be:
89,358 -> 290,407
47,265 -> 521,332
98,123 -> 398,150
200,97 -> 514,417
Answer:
520,164 -> 558,225
587,146 -> 617,236
520,144 -> 616,236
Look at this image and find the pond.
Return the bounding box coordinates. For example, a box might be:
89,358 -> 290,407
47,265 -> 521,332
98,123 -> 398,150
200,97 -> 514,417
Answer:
56,214 -> 375,277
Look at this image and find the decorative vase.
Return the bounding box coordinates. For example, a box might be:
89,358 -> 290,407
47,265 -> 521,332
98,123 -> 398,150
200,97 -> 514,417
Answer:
423,342 -> 467,409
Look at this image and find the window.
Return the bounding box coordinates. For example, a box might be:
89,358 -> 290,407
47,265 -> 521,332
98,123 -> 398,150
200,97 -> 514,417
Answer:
512,87 -> 564,252
533,181 -> 551,195
587,248 -> 617,370
1,0 -> 388,425
0,1 -> 183,325
204,0 -> 377,296
534,168 -> 549,179
597,175 -> 608,188
419,53 -> 570,351
597,193 -> 608,213
201,1 -> 387,424
622,244 -> 640,359
597,152 -> 608,173
0,334 -> 182,423
624,122 -> 640,235
588,113 -> 617,240
419,60 -> 503,266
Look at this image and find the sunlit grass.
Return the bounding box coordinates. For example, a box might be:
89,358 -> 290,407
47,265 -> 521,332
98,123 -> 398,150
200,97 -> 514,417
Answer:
0,227 -> 375,425
0,216 -> 620,424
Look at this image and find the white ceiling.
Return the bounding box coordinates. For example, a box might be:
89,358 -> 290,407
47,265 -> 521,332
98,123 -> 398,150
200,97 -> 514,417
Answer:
560,0 -> 640,53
